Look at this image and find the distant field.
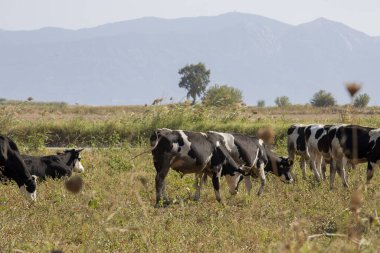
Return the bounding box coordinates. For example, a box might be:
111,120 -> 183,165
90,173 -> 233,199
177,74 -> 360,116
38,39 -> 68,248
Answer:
1,103 -> 380,252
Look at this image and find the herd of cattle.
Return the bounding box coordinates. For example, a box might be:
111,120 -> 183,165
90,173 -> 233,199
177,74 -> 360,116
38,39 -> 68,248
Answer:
150,124 -> 380,206
1,123 -> 379,206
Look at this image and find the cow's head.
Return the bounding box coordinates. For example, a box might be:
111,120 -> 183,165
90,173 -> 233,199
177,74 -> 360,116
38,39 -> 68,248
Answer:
19,175 -> 37,202
266,156 -> 294,183
60,149 -> 85,173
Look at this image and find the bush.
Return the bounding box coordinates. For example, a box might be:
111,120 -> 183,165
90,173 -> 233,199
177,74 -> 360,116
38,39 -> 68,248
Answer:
202,84 -> 243,107
274,96 -> 291,107
257,100 -> 266,107
310,90 -> 336,107
353,93 -> 370,108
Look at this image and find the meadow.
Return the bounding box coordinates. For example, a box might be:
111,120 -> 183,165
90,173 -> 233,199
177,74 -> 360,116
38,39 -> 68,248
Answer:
1,102 -> 380,252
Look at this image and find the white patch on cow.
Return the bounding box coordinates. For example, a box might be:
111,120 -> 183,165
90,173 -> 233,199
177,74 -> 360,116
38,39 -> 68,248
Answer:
172,142 -> 179,152
200,132 -> 207,137
169,131 -> 197,168
73,159 -> 85,173
19,185 -> 37,202
258,139 -> 264,146
369,129 -> 380,150
209,131 -> 235,152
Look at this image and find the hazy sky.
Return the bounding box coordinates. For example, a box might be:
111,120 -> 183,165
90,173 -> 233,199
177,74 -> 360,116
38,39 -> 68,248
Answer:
1,0 -> 380,36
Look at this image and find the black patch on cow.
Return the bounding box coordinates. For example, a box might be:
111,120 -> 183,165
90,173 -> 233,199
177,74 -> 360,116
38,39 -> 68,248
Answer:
296,127 -> 306,152
287,126 -> 296,135
336,125 -> 372,160
304,126 -> 312,142
177,147 -> 181,152
177,133 -> 185,147
315,128 -> 324,139
317,133 -> 330,154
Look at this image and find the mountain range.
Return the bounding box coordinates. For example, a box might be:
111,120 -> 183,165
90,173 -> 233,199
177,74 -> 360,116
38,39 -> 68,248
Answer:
1,12 -> 379,105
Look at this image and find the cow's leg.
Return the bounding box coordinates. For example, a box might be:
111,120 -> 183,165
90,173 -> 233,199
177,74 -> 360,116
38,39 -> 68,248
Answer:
300,156 -> 307,179
193,173 -> 203,201
244,176 -> 252,194
321,159 -> 327,180
316,155 -> 324,180
337,158 -> 349,188
329,160 -> 337,190
211,172 -> 222,203
367,161 -> 378,183
257,163 -> 266,196
154,158 -> 170,207
309,154 -> 322,182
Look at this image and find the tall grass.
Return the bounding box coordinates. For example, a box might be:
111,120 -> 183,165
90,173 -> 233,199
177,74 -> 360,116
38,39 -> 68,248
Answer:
1,103 -> 380,252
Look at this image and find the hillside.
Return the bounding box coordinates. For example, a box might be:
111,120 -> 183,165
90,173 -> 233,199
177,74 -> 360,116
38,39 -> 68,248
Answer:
1,12 -> 379,105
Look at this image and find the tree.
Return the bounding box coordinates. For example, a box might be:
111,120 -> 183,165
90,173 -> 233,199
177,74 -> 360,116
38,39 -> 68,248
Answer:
178,63 -> 210,105
310,90 -> 336,107
257,100 -> 265,107
353,93 -> 370,108
274,96 -> 291,107
202,84 -> 243,107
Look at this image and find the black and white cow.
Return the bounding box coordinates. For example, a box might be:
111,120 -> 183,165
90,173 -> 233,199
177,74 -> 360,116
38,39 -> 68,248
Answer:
328,124 -> 378,189
207,131 -> 294,196
22,149 -> 85,180
0,135 -> 37,201
150,128 -> 244,206
287,124 -> 308,178
304,124 -> 333,181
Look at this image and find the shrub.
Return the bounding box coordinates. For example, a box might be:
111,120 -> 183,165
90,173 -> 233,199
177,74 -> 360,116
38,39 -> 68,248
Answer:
353,93 -> 370,108
274,96 -> 291,107
202,84 -> 243,107
257,100 -> 266,107
310,90 -> 336,107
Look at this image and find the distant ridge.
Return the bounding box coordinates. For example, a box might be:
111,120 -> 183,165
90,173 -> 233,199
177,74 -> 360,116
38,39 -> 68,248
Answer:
1,12 -> 379,105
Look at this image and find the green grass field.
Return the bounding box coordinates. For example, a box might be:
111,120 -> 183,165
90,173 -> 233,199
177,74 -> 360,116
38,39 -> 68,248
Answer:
1,103 -> 380,252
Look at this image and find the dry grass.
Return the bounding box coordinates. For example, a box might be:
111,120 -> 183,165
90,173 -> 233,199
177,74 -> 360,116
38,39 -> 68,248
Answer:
1,104 -> 380,252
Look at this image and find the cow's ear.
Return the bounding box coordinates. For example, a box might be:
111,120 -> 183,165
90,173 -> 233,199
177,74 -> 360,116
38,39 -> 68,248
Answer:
76,148 -> 84,153
288,159 -> 294,166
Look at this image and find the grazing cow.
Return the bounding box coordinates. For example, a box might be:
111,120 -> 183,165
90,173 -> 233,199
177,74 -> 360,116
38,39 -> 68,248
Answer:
287,124 -> 308,178
22,149 -> 85,180
304,124 -> 333,181
0,135 -> 37,201
207,131 -> 294,196
150,128 -> 244,206
329,124 -> 377,189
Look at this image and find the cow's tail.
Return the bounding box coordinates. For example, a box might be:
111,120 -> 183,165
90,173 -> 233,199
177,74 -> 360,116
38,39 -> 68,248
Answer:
131,130 -> 162,161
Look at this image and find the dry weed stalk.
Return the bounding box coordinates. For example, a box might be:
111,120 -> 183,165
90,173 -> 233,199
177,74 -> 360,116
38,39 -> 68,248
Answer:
346,82 -> 361,98
257,127 -> 275,145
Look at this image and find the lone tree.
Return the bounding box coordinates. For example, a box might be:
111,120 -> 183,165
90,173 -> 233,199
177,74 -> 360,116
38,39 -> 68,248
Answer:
202,84 -> 243,107
178,62 -> 210,105
310,90 -> 336,107
274,96 -> 291,107
353,93 -> 370,108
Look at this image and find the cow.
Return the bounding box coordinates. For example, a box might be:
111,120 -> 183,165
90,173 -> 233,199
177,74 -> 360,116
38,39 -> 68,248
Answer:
21,149 -> 85,180
207,131 -> 294,196
287,124 -> 308,179
304,124 -> 333,181
329,124 -> 377,189
150,128 -> 245,207
0,135 -> 37,202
